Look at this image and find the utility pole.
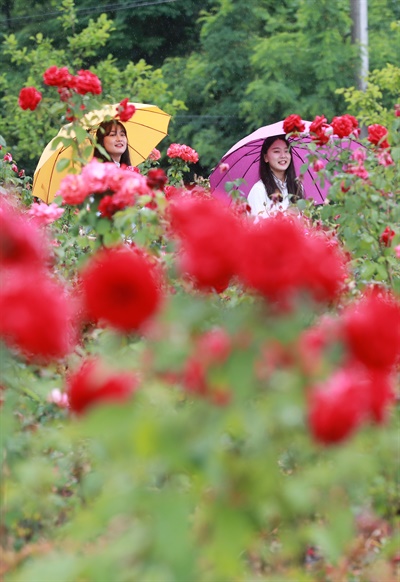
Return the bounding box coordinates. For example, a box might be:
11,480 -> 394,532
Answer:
351,0 -> 369,91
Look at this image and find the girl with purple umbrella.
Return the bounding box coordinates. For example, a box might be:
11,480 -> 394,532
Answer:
248,135 -> 304,219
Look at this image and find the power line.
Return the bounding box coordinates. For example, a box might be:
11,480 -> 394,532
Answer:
0,0 -> 178,25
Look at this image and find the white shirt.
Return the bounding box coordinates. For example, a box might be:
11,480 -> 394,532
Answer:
248,178 -> 290,219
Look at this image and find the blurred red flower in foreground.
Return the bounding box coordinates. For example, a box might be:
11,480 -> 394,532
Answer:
146,168 -> 168,190
308,366 -> 367,445
167,196 -> 244,293
0,272 -> 77,362
18,87 -> 42,111
80,246 -> 162,333
238,216 -> 347,305
66,357 -> 139,414
0,201 -> 50,268
342,288 -> 400,371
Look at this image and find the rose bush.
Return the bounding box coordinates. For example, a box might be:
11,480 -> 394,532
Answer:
0,71 -> 399,581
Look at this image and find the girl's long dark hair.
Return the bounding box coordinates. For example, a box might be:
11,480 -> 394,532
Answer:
93,120 -> 132,166
259,135 -> 303,202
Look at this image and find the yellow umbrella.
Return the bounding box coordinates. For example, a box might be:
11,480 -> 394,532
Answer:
32,102 -> 171,203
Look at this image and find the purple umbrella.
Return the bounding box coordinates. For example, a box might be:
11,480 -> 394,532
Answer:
209,120 -> 357,204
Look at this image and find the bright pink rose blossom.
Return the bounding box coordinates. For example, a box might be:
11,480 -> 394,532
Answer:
28,202 -> 65,226
167,143 -> 199,163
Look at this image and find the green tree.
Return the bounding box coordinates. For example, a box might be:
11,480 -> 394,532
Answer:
0,0 -> 185,174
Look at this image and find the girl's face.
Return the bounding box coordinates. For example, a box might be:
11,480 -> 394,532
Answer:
264,139 -> 291,176
103,124 -> 128,162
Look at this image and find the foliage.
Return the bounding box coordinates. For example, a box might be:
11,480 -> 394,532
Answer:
336,64 -> 400,128
0,2 -> 185,175
1,0 -> 400,174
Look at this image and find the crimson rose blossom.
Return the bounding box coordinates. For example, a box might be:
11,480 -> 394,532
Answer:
380,226 -> 395,247
309,115 -> 332,145
116,98 -> 136,122
18,87 -> 42,111
302,233 -> 348,303
0,201 -> 50,267
308,366 -> 368,445
0,272 -> 77,362
73,70 -> 102,95
168,197 -> 244,293
239,218 -> 347,305
367,124 -> 389,148
146,168 -> 168,190
43,66 -> 73,87
283,114 -> 306,134
342,289 -> 400,370
66,357 -> 139,414
331,114 -> 359,138
80,246 -> 162,332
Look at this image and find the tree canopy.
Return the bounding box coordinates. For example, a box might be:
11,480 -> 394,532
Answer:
1,0 -> 399,174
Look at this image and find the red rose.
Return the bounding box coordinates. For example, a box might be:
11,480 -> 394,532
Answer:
146,168 -> 168,190
18,87 -> 42,111
331,114 -> 358,138
380,226 -> 395,247
367,124 -> 389,148
283,114 -> 306,134
310,115 -> 332,145
342,288 -> 400,370
116,98 -> 136,122
308,366 -> 367,445
0,271 -> 77,362
168,197 -> 244,293
72,69 -> 102,95
66,357 -> 139,414
80,246 -> 162,332
43,66 -> 73,87
0,201 -> 50,268
98,194 -> 126,219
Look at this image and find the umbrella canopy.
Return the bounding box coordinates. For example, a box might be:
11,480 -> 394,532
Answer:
32,102 -> 171,203
209,120 -> 357,204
